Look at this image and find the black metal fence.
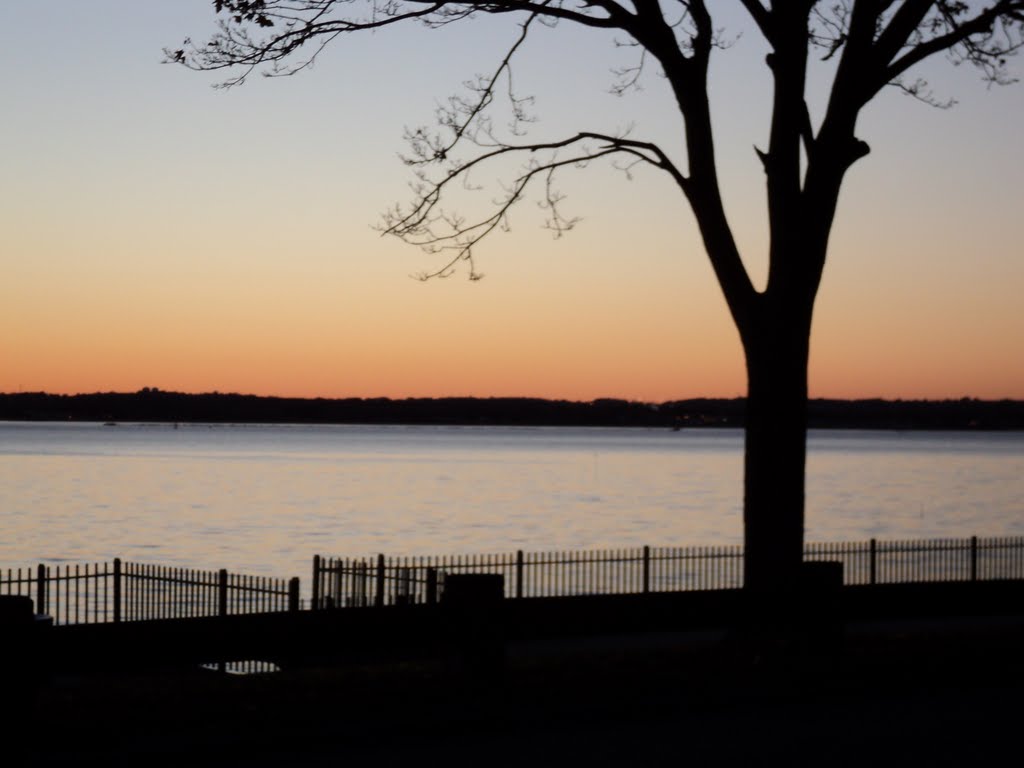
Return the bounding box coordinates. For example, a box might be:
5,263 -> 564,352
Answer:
5,536 -> 1024,623
312,535 -> 1024,608
804,536 -> 1024,585
310,546 -> 743,608
0,559 -> 300,626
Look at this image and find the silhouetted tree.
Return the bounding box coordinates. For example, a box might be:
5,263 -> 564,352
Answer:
172,1 -> 1023,591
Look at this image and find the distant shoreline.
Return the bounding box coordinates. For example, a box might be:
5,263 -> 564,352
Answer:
2,390 -> 1023,431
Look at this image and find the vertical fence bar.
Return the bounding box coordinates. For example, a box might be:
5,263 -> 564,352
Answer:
426,567 -> 437,605
142,563 -> 149,620
971,536 -> 978,582
375,554 -> 385,608
88,564 -> 95,624
52,566 -> 59,624
63,566 -> 71,623
514,550 -> 524,599
216,569 -> 227,674
288,577 -> 300,612
113,558 -> 122,623
154,564 -> 161,618
311,555 -> 320,610
63,565 -> 70,625
202,569 -> 210,616
185,567 -> 192,618
124,563 -> 131,622
155,565 -> 162,619
218,569 -> 228,617
74,564 -> 81,624
97,563 -> 104,623
642,545 -> 650,594
36,564 -> 46,616
651,547 -> 659,592
869,538 -> 877,585
170,567 -> 177,619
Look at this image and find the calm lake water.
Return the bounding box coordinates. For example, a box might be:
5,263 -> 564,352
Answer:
2,422 -> 1022,580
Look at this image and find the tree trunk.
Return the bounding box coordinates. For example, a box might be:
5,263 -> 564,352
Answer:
741,307 -> 812,592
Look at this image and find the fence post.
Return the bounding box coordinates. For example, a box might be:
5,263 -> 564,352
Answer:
217,573 -> 231,671
113,558 -> 122,623
869,538 -> 877,585
426,567 -> 438,605
642,546 -> 650,594
218,569 -> 229,617
288,577 -> 300,612
515,550 -> 524,599
36,564 -> 46,616
375,554 -> 385,608
311,555 -> 321,611
970,536 -> 978,582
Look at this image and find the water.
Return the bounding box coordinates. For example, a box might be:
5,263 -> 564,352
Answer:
1,422 -> 1022,580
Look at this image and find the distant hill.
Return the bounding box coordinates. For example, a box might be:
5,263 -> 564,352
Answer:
1,390 -> 1022,430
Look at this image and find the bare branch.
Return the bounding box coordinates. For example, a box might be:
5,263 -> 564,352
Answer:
610,45 -> 649,96
403,12 -> 540,168
381,130 -> 686,279
167,4 -> 454,87
168,0 -> 639,88
883,2 -> 1024,88
873,0 -> 937,66
887,76 -> 957,107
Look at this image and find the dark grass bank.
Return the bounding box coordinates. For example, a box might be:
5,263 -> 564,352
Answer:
16,616 -> 1024,767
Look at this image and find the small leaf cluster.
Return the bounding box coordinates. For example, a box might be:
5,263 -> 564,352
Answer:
214,0 -> 274,27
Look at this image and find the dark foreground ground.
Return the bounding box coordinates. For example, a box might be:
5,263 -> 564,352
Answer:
12,616 -> 1023,767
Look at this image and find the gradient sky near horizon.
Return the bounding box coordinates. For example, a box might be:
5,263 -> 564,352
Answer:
2,1 -> 1022,402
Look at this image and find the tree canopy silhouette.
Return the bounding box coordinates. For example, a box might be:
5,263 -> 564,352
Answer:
172,1 -> 1024,590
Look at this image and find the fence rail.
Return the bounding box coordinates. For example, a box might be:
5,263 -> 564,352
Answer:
0,559 -> 300,626
312,535 -> 1024,608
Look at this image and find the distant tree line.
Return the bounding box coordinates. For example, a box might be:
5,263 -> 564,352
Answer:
1,390 -> 1022,430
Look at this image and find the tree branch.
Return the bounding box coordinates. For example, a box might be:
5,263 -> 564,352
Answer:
737,0 -> 773,44
382,131 -> 687,279
168,4 -> 452,86
408,11 -> 540,165
873,0 -> 937,67
168,1 -> 645,89
884,2 -> 1024,86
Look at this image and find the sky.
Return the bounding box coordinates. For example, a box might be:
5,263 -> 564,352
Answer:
1,1 -> 1022,402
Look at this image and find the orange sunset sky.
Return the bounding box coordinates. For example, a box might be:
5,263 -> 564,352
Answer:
2,2 -> 1022,402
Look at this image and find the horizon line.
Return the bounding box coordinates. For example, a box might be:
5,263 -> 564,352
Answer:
3,389 -> 1022,406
